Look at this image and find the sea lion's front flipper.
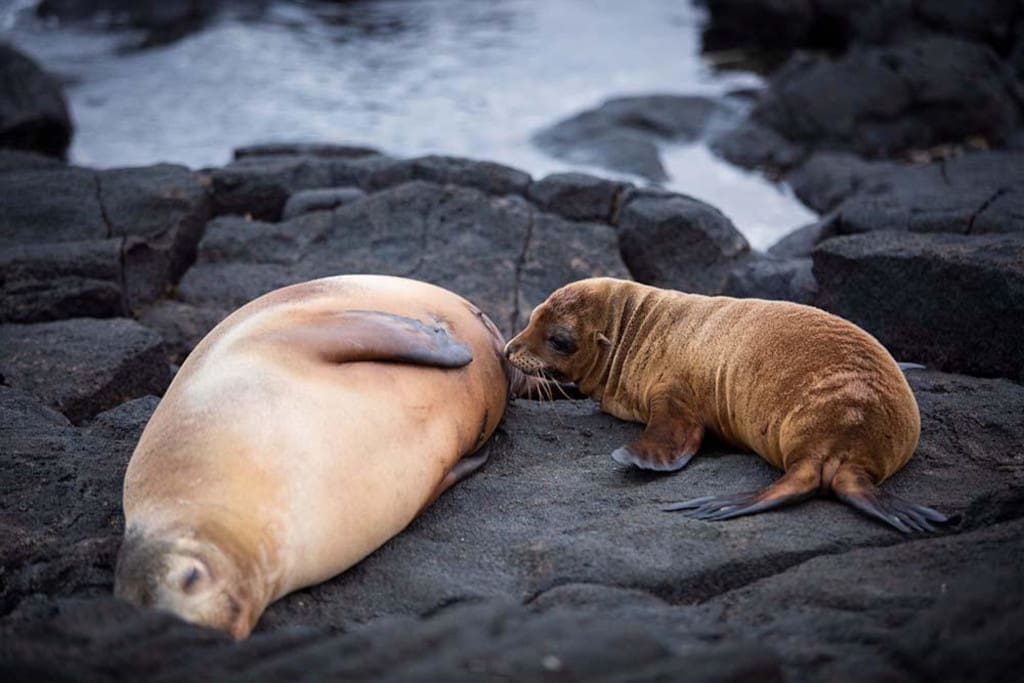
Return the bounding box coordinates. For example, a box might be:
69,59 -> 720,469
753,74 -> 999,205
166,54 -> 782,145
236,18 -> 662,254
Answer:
831,464 -> 949,533
275,309 -> 474,368
664,459 -> 821,520
611,393 -> 703,472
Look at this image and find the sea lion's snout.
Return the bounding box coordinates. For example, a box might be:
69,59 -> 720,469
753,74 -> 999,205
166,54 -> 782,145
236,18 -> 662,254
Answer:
115,530 -> 253,639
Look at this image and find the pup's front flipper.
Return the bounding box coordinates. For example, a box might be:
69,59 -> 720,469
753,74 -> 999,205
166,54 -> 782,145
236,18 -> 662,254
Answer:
612,395 -> 704,472
265,309 -> 473,368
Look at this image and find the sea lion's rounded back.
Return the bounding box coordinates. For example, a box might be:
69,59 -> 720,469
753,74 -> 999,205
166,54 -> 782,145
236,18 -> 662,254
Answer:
121,275 -> 510,627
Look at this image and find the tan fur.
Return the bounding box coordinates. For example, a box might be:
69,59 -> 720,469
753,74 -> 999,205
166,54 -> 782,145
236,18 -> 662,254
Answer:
505,278 -> 942,531
117,275 -> 514,638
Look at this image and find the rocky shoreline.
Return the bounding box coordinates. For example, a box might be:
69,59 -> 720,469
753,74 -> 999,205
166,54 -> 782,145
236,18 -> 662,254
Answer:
3,2 -> 1024,680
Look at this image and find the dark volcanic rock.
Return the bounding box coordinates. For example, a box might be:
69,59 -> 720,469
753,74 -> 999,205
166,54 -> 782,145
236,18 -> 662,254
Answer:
701,0 -> 1019,54
749,36 -> 1021,159
234,142 -> 381,160
2,365 -> 1021,679
0,162 -> 210,314
708,117 -> 807,174
527,172 -> 629,222
204,152 -> 532,221
0,318 -> 169,422
98,164 -> 211,309
0,240 -> 126,323
281,187 -> 367,220
723,256 -> 816,303
179,180 -> 629,340
702,517 -> 1024,682
813,231 -> 1024,379
364,155 -> 532,197
0,389 -> 155,618
534,95 -> 722,181
617,193 -> 752,293
783,151 -> 898,213
0,43 -> 72,159
824,151 -> 1024,236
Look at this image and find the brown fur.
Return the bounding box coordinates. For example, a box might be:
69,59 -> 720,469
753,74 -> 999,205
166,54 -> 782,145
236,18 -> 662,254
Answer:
505,278 -> 947,532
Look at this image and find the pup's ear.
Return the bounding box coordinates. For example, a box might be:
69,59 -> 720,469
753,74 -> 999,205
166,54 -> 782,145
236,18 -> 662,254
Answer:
596,332 -> 612,346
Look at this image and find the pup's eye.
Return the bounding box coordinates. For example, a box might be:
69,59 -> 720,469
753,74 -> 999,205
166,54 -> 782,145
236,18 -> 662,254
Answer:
546,330 -> 577,354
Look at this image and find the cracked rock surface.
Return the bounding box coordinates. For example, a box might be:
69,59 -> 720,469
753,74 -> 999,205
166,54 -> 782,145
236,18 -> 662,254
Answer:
2,133 -> 1023,679
1,367 -> 1022,680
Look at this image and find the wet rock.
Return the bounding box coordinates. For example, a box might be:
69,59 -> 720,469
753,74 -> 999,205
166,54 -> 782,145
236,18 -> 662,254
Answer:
723,256 -> 816,304
0,240 -> 126,323
617,193 -> 752,293
708,118 -> 806,174
749,37 -> 1021,159
813,231 -> 1024,379
0,318 -> 169,422
179,180 -> 628,338
766,221 -> 833,258
35,0 -> 228,45
234,143 -> 381,160
281,187 -> 366,220
526,172 -> 628,222
783,151 -> 897,213
534,95 -> 722,181
0,43 -> 72,159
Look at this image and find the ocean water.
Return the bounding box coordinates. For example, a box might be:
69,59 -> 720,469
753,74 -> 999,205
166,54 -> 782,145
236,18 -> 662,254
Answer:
5,0 -> 815,248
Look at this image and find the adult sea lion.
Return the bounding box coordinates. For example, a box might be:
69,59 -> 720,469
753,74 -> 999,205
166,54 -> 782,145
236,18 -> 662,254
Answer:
115,275 -> 539,639
504,277 -> 948,533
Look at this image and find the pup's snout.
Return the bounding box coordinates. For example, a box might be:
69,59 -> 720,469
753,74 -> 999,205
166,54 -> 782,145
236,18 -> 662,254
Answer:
503,340 -> 520,359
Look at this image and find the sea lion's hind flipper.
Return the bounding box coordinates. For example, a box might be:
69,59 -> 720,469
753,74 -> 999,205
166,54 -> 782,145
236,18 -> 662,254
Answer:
280,309 -> 473,368
832,466 -> 948,533
663,459 -> 820,520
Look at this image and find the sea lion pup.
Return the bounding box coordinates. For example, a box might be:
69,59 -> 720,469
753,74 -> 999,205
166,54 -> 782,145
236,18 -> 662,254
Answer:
115,275 -> 546,639
504,277 -> 948,533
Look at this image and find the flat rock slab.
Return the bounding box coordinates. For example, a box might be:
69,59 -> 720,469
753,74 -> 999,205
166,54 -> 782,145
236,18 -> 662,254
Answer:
177,179 -> 629,340
1,367 -> 1021,680
0,161 -> 210,315
0,318 -> 169,423
813,231 -> 1024,380
820,151 -> 1024,236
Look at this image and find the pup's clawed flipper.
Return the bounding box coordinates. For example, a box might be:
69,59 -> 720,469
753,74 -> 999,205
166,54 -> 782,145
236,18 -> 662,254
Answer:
612,399 -> 704,472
